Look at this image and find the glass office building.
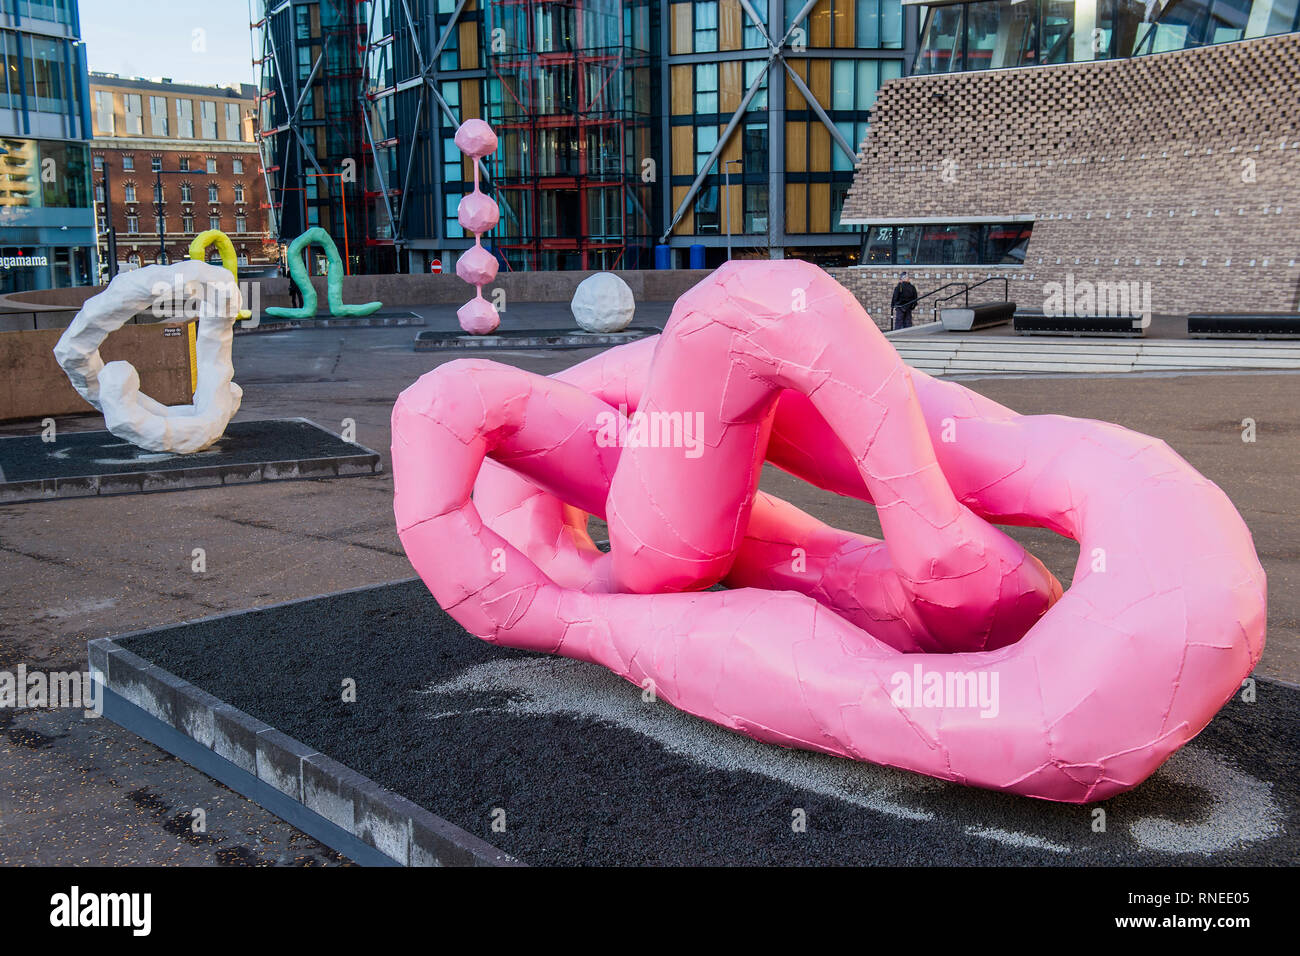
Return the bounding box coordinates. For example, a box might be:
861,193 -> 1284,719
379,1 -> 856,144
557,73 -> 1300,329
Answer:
255,0 -> 921,273
913,0 -> 1300,74
484,0 -> 655,270
663,0 -> 915,266
0,0 -> 95,292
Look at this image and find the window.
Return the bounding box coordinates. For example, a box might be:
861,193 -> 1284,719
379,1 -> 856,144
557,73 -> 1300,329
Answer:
235,216 -> 247,234
206,158 -> 217,174
225,102 -> 241,141
295,3 -> 312,40
128,253 -> 141,267
122,155 -> 134,171
744,0 -> 770,48
95,183 -> 104,202
744,184 -> 769,234
151,156 -> 161,172
124,94 -> 143,134
694,1 -> 719,53
694,186 -> 719,234
586,189 -> 619,240
916,5 -> 967,73
150,95 -> 169,135
155,214 -> 165,234
94,90 -> 114,134
208,183 -> 219,202
153,183 -> 163,203
183,215 -> 194,233
862,221 -> 1033,265
123,183 -> 136,201
126,215 -> 139,233
179,157 -> 190,172
180,183 -> 192,201
904,0 -> 1278,74
97,214 -> 107,232
745,61 -> 769,110
93,154 -> 104,171
967,0 -> 1039,69
232,159 -> 244,174
743,123 -> 768,174
856,0 -> 905,49
178,99 -> 194,137
1132,0 -> 1287,52
234,184 -> 245,203
209,215 -> 220,231
200,101 -> 217,139
27,37 -> 67,113
695,125 -> 718,174
695,63 -> 718,114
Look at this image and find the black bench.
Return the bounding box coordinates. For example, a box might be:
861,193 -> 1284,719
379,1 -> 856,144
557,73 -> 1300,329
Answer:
939,300 -> 1016,331
1187,313 -> 1300,339
1014,313 -> 1146,337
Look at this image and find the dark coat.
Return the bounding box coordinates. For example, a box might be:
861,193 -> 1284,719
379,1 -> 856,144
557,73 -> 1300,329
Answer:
891,280 -> 919,314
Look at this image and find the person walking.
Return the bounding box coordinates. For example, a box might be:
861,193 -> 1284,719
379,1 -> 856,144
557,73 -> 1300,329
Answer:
891,272 -> 919,330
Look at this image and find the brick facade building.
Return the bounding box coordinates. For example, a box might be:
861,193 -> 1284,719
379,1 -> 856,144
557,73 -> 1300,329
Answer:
835,29 -> 1300,328
88,74 -> 274,278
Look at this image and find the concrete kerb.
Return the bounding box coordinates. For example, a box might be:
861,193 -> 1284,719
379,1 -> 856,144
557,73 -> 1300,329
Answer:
88,580 -> 521,868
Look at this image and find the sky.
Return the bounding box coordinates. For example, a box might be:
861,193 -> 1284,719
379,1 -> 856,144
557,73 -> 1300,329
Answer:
79,0 -> 257,89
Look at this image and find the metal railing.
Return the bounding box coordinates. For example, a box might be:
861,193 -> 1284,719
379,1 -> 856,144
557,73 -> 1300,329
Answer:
932,276 -> 1010,324
890,276 -> 1013,328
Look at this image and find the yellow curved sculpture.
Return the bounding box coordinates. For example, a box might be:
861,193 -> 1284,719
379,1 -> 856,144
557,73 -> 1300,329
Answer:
189,230 -> 253,320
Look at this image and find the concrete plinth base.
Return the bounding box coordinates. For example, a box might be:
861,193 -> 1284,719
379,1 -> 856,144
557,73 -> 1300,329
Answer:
0,418 -> 380,504
413,327 -> 659,352
100,580 -> 1300,867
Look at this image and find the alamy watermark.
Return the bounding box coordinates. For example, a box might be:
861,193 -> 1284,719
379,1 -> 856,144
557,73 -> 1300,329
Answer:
595,404 -> 705,459
1043,273 -> 1152,327
890,663 -> 1000,718
149,276 -> 260,327
0,665 -> 101,717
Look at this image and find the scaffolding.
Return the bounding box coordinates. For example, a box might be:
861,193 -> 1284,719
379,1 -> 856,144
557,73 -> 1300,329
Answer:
485,0 -> 656,271
250,0 -> 378,272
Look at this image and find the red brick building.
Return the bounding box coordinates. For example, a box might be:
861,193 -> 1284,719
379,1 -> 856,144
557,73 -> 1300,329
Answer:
89,74 -> 275,278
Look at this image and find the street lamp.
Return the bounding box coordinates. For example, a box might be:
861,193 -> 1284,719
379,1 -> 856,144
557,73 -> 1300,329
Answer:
723,159 -> 743,261
98,161 -> 119,280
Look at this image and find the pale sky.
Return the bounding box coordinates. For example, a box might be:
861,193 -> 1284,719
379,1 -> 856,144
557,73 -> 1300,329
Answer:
79,0 -> 257,88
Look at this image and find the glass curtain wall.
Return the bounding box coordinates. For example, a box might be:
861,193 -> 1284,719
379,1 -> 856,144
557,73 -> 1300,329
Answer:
485,0 -> 655,270
916,0 -> 1300,74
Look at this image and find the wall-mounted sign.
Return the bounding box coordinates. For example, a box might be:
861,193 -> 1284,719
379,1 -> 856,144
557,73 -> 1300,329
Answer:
0,255 -> 49,270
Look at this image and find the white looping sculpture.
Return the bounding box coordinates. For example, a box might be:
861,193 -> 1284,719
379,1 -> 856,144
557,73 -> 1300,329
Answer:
54,261 -> 243,454
571,272 -> 635,333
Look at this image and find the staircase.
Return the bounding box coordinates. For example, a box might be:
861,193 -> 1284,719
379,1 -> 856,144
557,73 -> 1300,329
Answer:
892,334 -> 1300,377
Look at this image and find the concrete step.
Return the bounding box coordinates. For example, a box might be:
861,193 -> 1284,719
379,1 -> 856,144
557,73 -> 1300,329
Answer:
1130,353 -> 1300,368
895,331 -> 1300,377
940,360 -> 1139,374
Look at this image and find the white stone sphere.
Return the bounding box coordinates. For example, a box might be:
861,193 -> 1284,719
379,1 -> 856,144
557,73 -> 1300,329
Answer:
571,272 -> 635,333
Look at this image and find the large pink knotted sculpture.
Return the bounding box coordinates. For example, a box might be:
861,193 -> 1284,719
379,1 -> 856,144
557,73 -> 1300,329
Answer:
391,261 -> 1266,803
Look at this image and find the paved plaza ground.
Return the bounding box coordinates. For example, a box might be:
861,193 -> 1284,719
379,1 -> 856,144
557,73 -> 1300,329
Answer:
1,303 -> 1296,864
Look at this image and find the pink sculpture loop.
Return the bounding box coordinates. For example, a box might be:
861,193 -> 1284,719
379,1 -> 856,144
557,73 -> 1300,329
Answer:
453,119 -> 501,335
391,260 -> 1266,803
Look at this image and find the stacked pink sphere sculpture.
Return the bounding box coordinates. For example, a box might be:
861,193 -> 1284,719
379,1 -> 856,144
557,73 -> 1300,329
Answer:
453,119 -> 501,335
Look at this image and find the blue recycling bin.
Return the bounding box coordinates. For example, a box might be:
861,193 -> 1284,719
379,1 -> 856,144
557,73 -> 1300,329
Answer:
655,244 -> 672,270
688,244 -> 706,270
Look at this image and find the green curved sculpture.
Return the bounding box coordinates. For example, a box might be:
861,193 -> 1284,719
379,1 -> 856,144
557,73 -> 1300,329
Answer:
266,227 -> 382,319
